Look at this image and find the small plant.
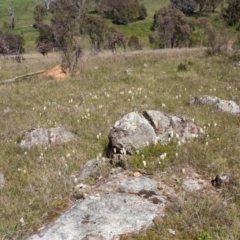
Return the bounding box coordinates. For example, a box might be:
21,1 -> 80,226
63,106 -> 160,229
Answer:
128,35 -> 143,50
129,143 -> 177,172
195,230 -> 213,240
177,62 -> 187,71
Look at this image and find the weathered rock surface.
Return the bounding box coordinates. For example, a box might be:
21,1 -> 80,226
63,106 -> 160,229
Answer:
144,110 -> 203,144
107,111 -> 203,154
75,158 -> 111,183
27,160 -> 213,240
211,174 -> 233,188
20,127 -> 77,148
188,95 -> 220,105
211,100 -> 240,115
27,172 -> 167,240
0,170 -> 4,188
108,112 -> 156,155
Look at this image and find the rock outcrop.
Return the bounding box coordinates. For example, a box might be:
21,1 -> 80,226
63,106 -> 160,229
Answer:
27,171 -> 168,240
143,110 -> 203,143
108,111 -> 203,155
27,163 -> 211,240
20,127 -> 77,148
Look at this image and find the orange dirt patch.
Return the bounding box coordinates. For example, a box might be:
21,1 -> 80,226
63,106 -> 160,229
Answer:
42,64 -> 71,80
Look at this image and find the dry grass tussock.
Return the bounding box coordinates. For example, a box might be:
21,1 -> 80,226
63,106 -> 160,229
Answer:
0,48 -> 240,239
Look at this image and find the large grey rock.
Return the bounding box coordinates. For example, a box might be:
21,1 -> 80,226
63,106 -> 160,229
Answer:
27,173 -> 166,240
143,110 -> 203,144
211,100 -> 240,115
188,95 -> 220,105
108,111 -> 203,153
20,127 -> 77,148
0,170 -> 4,188
108,112 -> 156,155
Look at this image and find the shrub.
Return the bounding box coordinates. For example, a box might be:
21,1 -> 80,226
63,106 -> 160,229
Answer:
177,62 -> 187,71
0,31 -> 24,55
128,35 -> 142,50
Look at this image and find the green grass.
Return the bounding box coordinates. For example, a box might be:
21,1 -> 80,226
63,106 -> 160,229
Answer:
0,0 -> 39,51
1,48 -> 240,239
0,0 -> 240,239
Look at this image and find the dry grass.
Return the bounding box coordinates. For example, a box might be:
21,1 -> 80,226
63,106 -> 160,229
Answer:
1,48 -> 240,239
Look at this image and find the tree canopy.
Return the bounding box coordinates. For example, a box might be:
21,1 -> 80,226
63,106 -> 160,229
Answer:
150,5 -> 191,48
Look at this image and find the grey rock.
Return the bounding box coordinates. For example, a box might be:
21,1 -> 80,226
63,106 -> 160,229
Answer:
98,173 -> 158,194
182,179 -> 206,192
211,174 -> 233,188
0,170 -> 5,188
211,100 -> 240,115
27,192 -> 164,240
75,158 -> 111,183
108,112 -> 156,155
188,95 -> 220,105
20,127 -> 77,148
27,163 -> 211,240
143,110 -> 203,144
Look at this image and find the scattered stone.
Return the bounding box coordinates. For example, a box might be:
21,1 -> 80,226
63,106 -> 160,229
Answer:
153,216 -> 162,224
211,100 -> 240,115
72,183 -> 92,200
0,170 -> 5,188
182,179 -> 206,191
20,127 -> 77,148
3,107 -> 13,113
133,172 -> 142,177
188,95 -> 220,105
211,174 -> 233,188
124,68 -> 133,75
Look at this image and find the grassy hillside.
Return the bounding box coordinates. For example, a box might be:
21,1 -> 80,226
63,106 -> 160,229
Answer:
1,48 -> 240,239
0,0 -> 169,51
1,0 -> 240,239
0,0 -> 39,50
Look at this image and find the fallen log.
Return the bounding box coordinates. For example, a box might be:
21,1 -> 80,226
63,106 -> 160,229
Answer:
0,70 -> 45,84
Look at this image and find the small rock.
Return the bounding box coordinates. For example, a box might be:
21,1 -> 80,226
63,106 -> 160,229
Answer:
133,172 -> 142,177
211,174 -> 233,188
168,228 -> 176,235
182,179 -> 205,191
75,158 -> 111,183
153,216 -> 162,224
211,100 -> 240,115
20,127 -> 78,148
0,170 -> 5,188
188,95 -> 220,105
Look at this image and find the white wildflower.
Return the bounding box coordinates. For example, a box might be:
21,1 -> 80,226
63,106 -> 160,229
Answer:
143,160 -> 147,168
160,153 -> 167,160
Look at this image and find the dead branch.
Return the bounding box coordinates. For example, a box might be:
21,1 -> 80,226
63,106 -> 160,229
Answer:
0,70 -> 45,84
